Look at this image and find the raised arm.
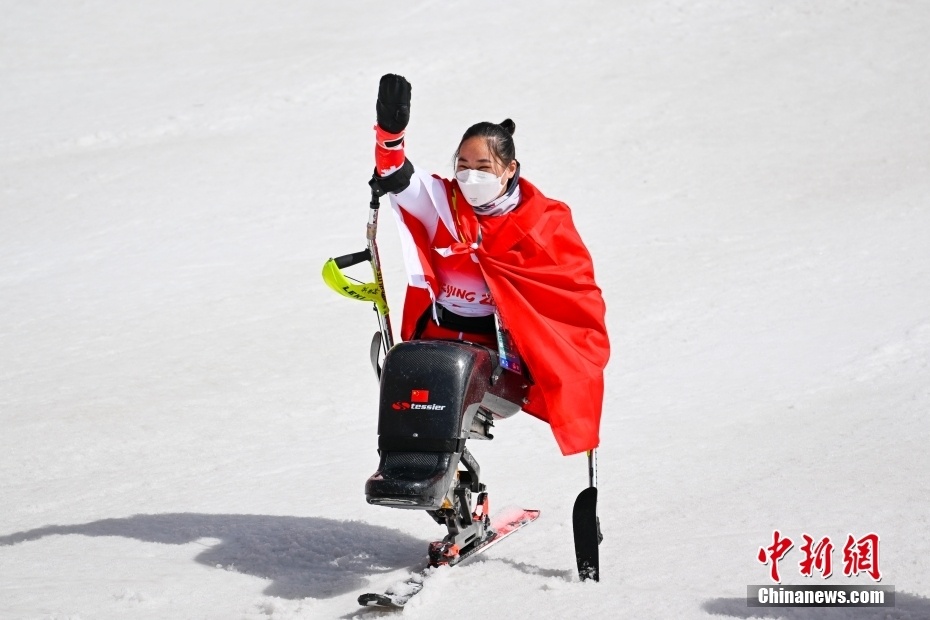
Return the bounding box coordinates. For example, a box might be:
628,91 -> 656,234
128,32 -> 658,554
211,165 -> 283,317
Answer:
373,74 -> 414,192
371,74 -> 450,239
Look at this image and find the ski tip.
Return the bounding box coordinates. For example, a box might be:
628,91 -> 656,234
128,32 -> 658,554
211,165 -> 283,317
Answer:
573,486 -> 597,506
358,592 -> 403,608
496,506 -> 541,523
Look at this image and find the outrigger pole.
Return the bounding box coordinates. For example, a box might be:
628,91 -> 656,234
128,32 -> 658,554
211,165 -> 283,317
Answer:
321,181 -> 395,376
573,448 -> 602,581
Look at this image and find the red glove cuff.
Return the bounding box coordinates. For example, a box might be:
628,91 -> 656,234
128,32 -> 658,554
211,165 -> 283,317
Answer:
375,124 -> 405,148
374,125 -> 406,176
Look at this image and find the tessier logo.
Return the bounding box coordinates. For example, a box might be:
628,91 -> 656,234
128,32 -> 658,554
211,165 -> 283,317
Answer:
391,400 -> 446,411
392,388 -> 445,410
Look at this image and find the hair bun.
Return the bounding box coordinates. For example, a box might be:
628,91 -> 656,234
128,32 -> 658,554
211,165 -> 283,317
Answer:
499,118 -> 516,136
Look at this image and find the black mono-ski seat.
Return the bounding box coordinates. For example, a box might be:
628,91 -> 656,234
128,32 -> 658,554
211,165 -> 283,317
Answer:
365,340 -> 526,510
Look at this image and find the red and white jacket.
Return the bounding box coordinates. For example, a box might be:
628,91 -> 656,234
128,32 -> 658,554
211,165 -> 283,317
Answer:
376,127 -> 610,456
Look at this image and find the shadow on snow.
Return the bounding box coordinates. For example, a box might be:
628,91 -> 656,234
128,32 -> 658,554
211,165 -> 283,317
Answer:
0,513 -> 427,600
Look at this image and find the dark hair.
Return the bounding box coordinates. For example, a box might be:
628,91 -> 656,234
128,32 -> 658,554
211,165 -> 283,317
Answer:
453,118 -> 517,167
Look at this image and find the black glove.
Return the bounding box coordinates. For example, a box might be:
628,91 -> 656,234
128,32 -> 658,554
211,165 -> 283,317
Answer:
376,74 -> 411,134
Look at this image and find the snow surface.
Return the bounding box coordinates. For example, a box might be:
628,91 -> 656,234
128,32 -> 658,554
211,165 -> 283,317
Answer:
2,1 -> 930,618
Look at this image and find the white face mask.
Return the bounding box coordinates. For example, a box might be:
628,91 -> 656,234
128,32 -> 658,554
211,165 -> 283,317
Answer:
455,169 -> 506,207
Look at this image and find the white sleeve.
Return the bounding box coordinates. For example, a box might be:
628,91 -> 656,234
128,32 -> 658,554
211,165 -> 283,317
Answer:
387,164 -> 456,295
388,164 -> 455,242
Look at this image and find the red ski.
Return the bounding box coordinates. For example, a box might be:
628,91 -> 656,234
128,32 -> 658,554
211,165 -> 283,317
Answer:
358,507 -> 540,608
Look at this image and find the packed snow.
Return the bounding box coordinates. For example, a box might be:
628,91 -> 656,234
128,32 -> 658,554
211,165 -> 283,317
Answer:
2,1 -> 929,618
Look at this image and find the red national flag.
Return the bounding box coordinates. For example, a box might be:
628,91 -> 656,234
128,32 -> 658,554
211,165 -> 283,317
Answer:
398,178 -> 610,455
